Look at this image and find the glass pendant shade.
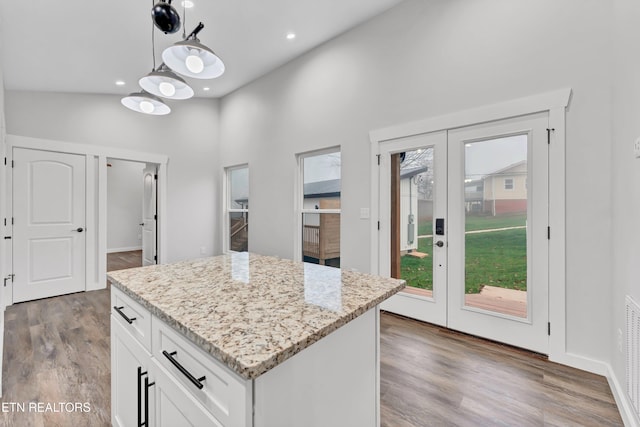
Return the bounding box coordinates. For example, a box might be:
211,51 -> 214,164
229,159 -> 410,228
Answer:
139,66 -> 194,100
162,39 -> 225,79
121,91 -> 171,115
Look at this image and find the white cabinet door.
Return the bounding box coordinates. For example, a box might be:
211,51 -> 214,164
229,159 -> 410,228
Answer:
13,148 -> 86,302
152,361 -> 224,427
111,317 -> 154,427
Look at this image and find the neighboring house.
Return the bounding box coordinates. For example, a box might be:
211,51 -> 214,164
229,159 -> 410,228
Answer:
302,179 -> 341,265
399,166 -> 428,252
466,161 -> 527,216
303,179 -> 341,213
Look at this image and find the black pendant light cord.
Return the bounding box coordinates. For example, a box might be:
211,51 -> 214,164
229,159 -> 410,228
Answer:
182,2 -> 187,40
151,0 -> 157,71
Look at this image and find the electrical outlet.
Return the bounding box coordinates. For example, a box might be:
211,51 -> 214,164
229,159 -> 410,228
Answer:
618,328 -> 623,353
200,246 -> 206,255
634,137 -> 640,158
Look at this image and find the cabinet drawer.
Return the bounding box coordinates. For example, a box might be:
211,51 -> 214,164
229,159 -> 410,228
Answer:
111,286 -> 152,352
152,318 -> 251,427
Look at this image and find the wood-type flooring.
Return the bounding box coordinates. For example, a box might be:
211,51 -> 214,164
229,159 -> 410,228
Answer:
0,252 -> 625,426
380,312 -> 624,426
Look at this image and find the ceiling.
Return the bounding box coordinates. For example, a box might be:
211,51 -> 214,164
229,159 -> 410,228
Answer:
0,0 -> 404,99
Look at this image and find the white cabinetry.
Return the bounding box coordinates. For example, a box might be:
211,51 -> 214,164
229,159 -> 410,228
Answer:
111,290 -> 154,427
111,287 -> 249,427
111,286 -> 380,427
111,318 -> 153,427
152,361 -> 222,427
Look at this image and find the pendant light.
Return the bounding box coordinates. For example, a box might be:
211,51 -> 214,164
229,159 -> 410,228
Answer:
151,0 -> 181,34
162,22 -> 225,79
139,63 -> 194,99
121,91 -> 171,115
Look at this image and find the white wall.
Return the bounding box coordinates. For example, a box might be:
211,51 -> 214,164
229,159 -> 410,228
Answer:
611,0 -> 640,421
219,0 -> 613,363
5,91 -> 221,261
106,159 -> 144,252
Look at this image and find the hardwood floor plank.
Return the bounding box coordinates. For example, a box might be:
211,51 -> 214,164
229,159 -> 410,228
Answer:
106,250 -> 141,272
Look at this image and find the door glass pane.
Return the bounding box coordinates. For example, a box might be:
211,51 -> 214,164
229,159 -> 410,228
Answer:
394,148 -> 434,298
464,135 -> 528,318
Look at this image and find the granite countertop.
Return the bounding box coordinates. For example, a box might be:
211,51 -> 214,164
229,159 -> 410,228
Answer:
107,252 -> 405,380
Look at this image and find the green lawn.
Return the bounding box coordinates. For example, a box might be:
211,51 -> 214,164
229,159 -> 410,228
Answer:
401,214 -> 527,293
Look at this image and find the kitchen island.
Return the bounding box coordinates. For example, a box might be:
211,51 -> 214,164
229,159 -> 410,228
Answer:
107,252 -> 404,427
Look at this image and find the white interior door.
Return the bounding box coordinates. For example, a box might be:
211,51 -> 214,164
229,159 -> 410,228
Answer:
13,148 -> 86,303
379,131 -> 448,326
142,164 -> 157,266
447,113 -> 549,354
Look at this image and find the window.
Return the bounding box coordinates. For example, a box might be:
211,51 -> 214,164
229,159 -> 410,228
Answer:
226,165 -> 249,252
504,178 -> 514,190
299,149 -> 341,267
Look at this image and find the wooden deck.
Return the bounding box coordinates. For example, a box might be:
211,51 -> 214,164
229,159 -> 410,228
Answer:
401,285 -> 527,318
465,285 -> 527,318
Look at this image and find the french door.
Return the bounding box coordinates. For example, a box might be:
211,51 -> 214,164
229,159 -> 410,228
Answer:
379,113 -> 549,353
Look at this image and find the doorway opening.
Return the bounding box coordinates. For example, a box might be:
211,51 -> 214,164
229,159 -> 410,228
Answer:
106,159 -> 158,273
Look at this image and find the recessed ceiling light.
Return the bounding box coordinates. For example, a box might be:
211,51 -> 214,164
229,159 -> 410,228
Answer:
181,1 -> 194,8
203,87 -> 210,91
286,32 -> 296,40
115,80 -> 126,86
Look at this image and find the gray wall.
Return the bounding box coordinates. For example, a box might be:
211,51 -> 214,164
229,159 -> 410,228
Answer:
5,92 -> 221,262
611,0 -> 640,405
106,159 -> 144,252
219,0 -> 613,363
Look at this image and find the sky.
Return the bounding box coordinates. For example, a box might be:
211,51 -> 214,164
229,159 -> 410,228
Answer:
465,134 -> 527,179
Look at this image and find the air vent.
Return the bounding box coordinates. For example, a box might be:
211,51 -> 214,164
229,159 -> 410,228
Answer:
626,295 -> 640,418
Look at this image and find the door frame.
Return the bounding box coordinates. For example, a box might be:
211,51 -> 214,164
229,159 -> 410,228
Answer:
369,89 -> 581,369
5,135 -> 168,306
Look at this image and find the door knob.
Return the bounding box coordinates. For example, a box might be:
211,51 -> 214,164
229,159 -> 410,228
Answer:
435,240 -> 444,247
72,227 -> 84,232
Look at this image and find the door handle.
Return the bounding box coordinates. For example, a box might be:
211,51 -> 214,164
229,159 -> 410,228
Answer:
71,227 -> 84,232
139,223 -> 145,226
435,240 -> 444,248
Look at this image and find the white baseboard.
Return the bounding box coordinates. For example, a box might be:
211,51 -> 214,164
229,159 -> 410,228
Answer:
549,351 -> 608,376
607,363 -> 640,427
107,246 -> 142,254
550,352 -> 637,426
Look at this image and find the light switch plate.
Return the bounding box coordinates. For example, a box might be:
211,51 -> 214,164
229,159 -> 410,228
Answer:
634,137 -> 640,158
360,208 -> 370,219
